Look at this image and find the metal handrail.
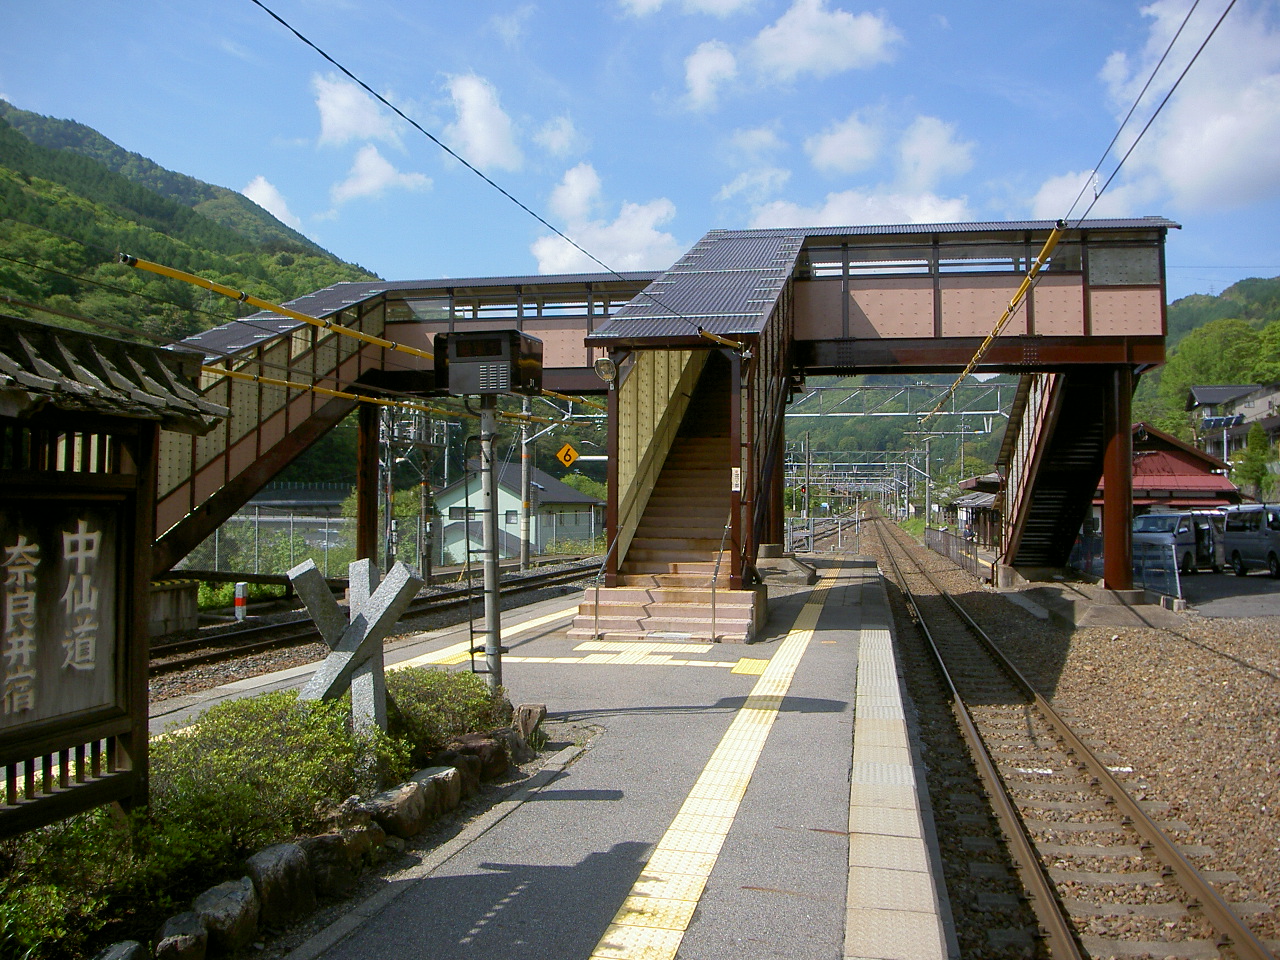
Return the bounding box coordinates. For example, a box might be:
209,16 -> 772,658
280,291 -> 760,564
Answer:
591,527 -> 629,641
709,509 -> 733,642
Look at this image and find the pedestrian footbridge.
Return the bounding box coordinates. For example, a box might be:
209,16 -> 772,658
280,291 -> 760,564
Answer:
158,218 -> 1175,637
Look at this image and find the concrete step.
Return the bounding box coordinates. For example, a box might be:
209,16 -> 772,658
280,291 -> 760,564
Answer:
570,614 -> 752,633
566,626 -> 751,642
575,585 -> 757,606
617,572 -> 719,587
629,537 -> 725,552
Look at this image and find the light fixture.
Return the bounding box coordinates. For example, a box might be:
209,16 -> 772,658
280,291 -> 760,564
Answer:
593,356 -> 617,385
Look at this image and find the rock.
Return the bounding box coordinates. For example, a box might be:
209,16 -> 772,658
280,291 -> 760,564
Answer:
490,726 -> 536,764
513,703 -> 547,741
384,835 -> 406,853
435,750 -> 482,797
332,795 -> 373,830
193,877 -> 259,955
365,782 -> 426,838
298,834 -> 358,897
410,766 -> 462,816
155,912 -> 207,960
342,820 -> 386,862
445,732 -> 509,779
245,842 -> 316,928
93,941 -> 148,960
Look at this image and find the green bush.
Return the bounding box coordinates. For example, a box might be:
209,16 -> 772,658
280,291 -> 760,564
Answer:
387,667 -> 510,763
0,671 -> 513,957
196,580 -> 285,610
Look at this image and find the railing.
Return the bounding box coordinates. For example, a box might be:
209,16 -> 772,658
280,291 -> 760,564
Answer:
999,372 -> 1061,563
1067,536 -> 1182,598
925,527 -> 995,582
709,509 -> 733,641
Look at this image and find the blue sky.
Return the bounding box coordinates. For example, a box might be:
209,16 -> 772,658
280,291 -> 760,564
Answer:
4,1 -> 1280,301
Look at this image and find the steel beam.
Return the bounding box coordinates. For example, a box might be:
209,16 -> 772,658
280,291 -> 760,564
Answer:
1102,366 -> 1135,590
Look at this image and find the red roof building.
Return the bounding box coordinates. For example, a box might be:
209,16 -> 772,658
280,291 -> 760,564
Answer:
1094,422 -> 1241,513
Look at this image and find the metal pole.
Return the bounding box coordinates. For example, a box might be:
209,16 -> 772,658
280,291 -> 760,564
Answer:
480,396 -> 503,692
254,506 -> 260,574
520,396 -> 532,571
924,437 -> 933,533
804,431 -> 811,519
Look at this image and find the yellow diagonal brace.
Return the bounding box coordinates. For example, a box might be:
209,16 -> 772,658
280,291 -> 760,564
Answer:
121,254 -> 434,361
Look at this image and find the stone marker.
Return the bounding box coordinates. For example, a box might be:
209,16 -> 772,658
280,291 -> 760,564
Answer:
288,558 -> 423,743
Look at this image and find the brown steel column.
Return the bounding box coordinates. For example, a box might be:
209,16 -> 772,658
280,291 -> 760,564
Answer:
770,420 -> 785,544
729,350 -> 743,590
356,402 -> 380,561
605,358 -> 620,587
1102,366 -> 1134,590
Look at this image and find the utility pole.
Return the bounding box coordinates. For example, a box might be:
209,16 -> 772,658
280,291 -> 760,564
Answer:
924,436 -> 934,533
804,431 -> 811,519
520,396 -> 532,571
479,396 -> 502,692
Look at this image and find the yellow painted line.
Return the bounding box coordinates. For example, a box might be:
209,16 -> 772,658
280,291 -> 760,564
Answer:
503,655 -> 734,669
589,564 -> 841,960
390,603 -> 580,671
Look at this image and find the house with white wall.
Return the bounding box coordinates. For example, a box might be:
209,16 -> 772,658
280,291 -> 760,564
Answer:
434,460 -> 604,563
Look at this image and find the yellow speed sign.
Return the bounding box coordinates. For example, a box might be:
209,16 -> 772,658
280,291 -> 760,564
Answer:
556,443 -> 579,467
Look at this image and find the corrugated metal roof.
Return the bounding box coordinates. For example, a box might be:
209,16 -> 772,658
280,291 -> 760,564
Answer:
181,271 -> 659,360
0,314 -> 227,434
589,218 -> 1179,344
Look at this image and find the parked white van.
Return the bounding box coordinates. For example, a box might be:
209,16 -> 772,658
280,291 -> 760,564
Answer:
1131,511 -> 1225,574
1222,503 -> 1280,577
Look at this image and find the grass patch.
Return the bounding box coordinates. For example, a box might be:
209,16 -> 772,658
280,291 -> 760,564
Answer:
0,669 -> 509,958
196,580 -> 286,610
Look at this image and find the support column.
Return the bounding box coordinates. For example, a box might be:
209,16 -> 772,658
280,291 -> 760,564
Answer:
520,396 -> 532,571
605,358 -> 620,587
769,423 -> 785,544
356,401 -> 379,561
1102,366 -> 1134,590
480,396 -> 502,691
729,349 -> 743,590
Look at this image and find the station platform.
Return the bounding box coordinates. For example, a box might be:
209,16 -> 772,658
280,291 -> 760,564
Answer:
156,556 -> 958,960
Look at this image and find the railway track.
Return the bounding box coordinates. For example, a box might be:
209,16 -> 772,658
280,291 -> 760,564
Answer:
149,561 -> 598,676
869,517 -> 1274,960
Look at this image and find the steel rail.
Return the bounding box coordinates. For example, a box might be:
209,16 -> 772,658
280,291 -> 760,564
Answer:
871,518 -> 1084,960
876,518 -> 1275,960
915,528 -> 1276,960
151,562 -> 596,676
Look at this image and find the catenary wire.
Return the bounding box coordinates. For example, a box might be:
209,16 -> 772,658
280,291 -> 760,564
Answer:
247,0 -> 743,350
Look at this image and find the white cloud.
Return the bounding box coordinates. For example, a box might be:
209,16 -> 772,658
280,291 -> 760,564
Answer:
532,164 -> 682,273
896,116 -> 974,193
549,163 -> 603,221
620,0 -> 755,15
1029,169 -> 1157,221
330,145 -> 430,204
685,40 -> 738,110
750,0 -> 900,82
443,74 -> 523,172
312,73 -> 399,147
243,176 -> 303,230
535,115 -> 586,157
717,166 -> 791,202
730,125 -> 786,157
491,5 -> 535,47
1087,0 -> 1280,212
805,110 -> 882,174
749,188 -> 969,229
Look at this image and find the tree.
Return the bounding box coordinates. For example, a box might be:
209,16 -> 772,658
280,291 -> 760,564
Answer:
1236,423 -> 1276,499
1154,318 -> 1261,433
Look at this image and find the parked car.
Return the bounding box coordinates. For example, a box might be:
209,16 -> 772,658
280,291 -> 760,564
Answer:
1131,510 -> 1224,574
1221,503 -> 1280,577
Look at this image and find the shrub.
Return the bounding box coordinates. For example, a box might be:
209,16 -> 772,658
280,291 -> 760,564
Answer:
150,691 -> 411,857
387,667 -> 510,763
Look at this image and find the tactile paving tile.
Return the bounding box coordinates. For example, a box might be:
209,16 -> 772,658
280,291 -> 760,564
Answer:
850,761 -> 917,787
611,895 -> 698,930
644,848 -> 718,876
849,805 -> 924,839
591,922 -> 685,960
630,871 -> 708,901
654,829 -> 726,856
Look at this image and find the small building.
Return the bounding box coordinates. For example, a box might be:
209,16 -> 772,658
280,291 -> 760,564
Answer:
434,461 -> 604,563
1091,422 -> 1241,529
1186,383 -> 1280,461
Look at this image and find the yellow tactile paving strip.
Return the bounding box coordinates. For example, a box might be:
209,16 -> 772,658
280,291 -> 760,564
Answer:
390,604 -> 580,669
588,565 -> 841,960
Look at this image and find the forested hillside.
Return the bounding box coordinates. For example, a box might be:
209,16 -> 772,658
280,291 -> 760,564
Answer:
1136,279 -> 1280,437
0,101 -> 374,340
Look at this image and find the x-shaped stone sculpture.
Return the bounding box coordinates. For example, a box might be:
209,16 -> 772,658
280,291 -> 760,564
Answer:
288,557 -> 423,736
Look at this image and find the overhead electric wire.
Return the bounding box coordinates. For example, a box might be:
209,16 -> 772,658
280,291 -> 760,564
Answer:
248,0 -> 743,351
922,0 -> 1236,427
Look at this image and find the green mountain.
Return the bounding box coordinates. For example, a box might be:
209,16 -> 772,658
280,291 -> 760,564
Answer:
0,100 -> 375,341
1167,275 -> 1280,347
